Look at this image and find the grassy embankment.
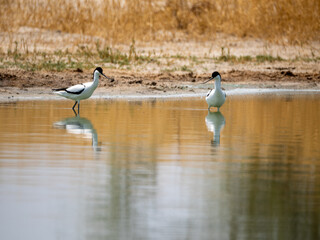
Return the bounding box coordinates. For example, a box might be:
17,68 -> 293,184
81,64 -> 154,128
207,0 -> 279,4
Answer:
0,0 -> 319,72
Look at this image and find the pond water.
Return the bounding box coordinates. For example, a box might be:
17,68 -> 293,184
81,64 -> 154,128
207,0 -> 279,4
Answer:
0,92 -> 320,240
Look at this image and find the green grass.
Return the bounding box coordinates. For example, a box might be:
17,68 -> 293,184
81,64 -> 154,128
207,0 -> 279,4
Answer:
212,48 -> 284,63
256,55 -> 284,62
171,54 -> 187,60
217,54 -> 284,63
180,65 -> 192,72
0,40 -> 158,71
0,40 -> 318,72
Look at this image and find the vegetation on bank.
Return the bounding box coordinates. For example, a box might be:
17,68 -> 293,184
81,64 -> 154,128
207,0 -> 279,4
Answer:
1,0 -> 319,72
1,39 -> 319,72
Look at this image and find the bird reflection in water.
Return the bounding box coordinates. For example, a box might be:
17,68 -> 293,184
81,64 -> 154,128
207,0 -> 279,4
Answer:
53,116 -> 100,151
205,111 -> 225,146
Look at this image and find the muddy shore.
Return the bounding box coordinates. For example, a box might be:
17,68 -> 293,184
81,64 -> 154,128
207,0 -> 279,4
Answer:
0,67 -> 319,101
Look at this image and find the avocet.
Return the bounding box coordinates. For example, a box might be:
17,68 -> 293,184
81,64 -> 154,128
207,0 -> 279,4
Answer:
204,71 -> 226,111
53,67 -> 112,114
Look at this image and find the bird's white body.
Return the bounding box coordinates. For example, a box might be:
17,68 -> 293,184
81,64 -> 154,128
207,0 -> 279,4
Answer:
206,75 -> 226,111
54,70 -> 100,101
53,67 -> 111,114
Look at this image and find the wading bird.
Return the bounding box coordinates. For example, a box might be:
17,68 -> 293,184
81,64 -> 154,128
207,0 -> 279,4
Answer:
53,67 -> 113,114
204,71 -> 226,111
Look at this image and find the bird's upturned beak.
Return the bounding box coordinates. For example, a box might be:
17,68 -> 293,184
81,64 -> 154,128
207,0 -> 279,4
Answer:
203,76 -> 214,84
102,73 -> 114,81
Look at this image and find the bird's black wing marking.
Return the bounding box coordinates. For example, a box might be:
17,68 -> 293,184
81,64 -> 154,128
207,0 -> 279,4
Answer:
53,84 -> 85,95
65,88 -> 85,95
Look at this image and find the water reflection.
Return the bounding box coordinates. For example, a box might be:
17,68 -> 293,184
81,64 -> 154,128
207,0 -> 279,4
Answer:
53,115 -> 100,151
205,111 -> 225,146
0,94 -> 320,240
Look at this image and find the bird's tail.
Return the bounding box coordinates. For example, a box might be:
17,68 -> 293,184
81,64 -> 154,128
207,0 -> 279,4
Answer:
52,87 -> 67,92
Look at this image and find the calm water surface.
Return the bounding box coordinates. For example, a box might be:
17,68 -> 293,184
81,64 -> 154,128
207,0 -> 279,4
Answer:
0,93 -> 319,240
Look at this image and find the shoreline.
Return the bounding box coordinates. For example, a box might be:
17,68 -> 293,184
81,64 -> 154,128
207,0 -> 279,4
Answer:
1,87 -> 320,102
1,65 -> 319,102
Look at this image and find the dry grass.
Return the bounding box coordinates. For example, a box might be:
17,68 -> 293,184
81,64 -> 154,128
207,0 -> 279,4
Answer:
0,0 -> 319,44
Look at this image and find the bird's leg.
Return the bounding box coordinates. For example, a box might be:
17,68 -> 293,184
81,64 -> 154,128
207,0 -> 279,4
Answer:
72,101 -> 79,116
78,101 -> 80,115
217,107 -> 220,112
72,101 -> 78,110
72,108 -> 77,116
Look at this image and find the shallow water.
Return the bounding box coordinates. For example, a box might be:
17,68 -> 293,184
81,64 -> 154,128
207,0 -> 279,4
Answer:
0,93 -> 320,240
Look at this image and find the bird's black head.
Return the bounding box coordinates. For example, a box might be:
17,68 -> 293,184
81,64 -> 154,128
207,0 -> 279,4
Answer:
95,67 -> 103,74
203,71 -> 221,84
211,71 -> 220,79
93,67 -> 114,81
